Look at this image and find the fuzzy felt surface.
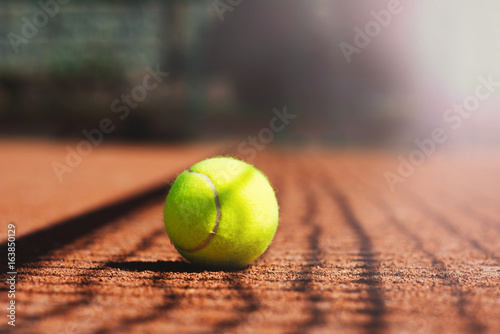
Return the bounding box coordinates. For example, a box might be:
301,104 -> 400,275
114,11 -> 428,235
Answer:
164,157 -> 279,268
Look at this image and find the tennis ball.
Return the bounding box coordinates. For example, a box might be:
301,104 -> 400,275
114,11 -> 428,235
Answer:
164,157 -> 279,269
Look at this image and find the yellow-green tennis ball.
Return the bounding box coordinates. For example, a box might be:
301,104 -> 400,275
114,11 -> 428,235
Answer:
164,157 -> 279,269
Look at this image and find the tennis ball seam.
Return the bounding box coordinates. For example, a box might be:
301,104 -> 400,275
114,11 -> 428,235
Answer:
177,170 -> 221,253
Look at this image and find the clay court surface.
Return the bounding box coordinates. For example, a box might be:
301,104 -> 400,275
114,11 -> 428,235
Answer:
1,140 -> 499,334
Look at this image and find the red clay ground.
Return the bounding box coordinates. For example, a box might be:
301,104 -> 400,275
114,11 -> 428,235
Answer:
1,140 -> 499,334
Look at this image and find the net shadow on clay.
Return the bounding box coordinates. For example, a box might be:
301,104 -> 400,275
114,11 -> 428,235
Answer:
346,167 -> 488,334
404,190 -> 499,263
324,175 -> 388,334
373,196 -> 488,334
0,183 -> 171,268
289,158 -> 328,334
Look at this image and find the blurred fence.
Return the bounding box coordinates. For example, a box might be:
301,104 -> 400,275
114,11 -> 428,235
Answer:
0,0 -> 213,140
0,1 -> 163,74
0,0 -> 417,144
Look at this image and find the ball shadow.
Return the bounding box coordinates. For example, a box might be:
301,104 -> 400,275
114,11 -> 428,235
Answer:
104,260 -> 246,273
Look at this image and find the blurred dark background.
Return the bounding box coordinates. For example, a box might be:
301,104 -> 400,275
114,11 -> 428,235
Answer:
1,0 -> 499,146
